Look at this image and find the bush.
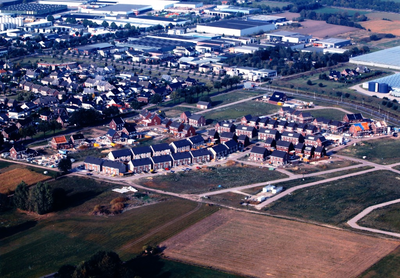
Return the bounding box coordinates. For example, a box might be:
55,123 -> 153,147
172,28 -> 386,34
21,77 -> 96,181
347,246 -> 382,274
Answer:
111,202 -> 124,213
110,197 -> 128,205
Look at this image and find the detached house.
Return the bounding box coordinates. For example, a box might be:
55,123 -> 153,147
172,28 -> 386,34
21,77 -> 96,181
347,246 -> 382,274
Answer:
258,128 -> 279,141
270,150 -> 289,165
249,146 -> 268,161
188,114 -> 205,127
50,136 -> 71,149
196,101 -> 211,110
109,117 -> 125,131
215,121 -> 235,133
9,144 -> 26,159
235,125 -> 257,138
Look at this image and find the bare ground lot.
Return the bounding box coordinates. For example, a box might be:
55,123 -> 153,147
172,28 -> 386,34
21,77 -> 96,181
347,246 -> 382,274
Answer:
295,20 -> 358,38
162,210 -> 399,278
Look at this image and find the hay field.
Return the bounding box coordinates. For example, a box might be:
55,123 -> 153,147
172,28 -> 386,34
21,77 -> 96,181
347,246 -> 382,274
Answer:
361,20 -> 400,36
162,210 -> 399,278
0,168 -> 50,194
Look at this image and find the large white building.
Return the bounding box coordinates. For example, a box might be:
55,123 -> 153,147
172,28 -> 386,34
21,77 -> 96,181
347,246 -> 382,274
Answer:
197,19 -> 276,37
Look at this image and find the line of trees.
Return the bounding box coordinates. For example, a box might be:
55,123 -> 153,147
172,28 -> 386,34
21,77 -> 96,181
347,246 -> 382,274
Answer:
224,46 -> 366,76
298,10 -> 366,28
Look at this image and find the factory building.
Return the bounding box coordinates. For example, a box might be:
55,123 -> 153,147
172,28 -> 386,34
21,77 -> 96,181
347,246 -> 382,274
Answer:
313,38 -> 351,48
197,19 -> 276,37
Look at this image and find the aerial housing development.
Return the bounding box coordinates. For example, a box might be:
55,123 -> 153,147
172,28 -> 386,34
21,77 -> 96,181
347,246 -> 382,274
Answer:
2,0 -> 400,277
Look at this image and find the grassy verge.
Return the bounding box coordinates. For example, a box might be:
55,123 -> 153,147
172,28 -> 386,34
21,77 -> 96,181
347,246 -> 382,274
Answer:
337,137 -> 400,164
359,202 -> 400,234
285,159 -> 360,175
139,164 -> 287,194
0,176 -> 219,278
264,170 -> 400,226
209,90 -> 260,107
359,247 -> 400,278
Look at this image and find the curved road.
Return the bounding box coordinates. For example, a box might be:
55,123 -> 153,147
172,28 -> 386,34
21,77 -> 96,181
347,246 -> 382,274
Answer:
347,199 -> 400,238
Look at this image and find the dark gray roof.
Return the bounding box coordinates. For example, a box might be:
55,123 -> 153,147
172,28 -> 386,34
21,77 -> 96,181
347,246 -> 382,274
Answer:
188,134 -> 204,145
250,146 -> 266,154
151,155 -> 172,164
281,131 -> 301,138
84,156 -> 103,165
151,143 -> 170,152
170,139 -> 191,148
110,148 -> 132,158
270,150 -> 288,158
189,114 -> 204,121
131,157 -> 152,166
171,152 -> 192,160
259,128 -> 278,135
131,146 -> 152,155
102,160 -> 126,173
211,144 -> 228,153
223,139 -> 238,149
190,148 -> 211,158
276,140 -> 292,147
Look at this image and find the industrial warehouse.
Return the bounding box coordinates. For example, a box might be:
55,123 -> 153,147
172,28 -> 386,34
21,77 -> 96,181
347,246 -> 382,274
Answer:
350,45 -> 400,70
196,19 -> 276,36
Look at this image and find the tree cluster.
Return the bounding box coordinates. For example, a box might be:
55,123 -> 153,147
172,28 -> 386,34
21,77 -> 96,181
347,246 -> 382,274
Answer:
69,109 -> 102,127
13,181 -> 54,215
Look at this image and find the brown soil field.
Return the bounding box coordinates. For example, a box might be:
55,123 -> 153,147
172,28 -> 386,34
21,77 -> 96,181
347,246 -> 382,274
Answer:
162,210 -> 399,278
295,20 -> 358,38
361,20 -> 400,36
274,11 -> 300,20
0,168 -> 51,194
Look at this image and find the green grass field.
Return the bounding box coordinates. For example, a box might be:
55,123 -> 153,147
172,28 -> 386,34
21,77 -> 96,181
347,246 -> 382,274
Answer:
359,247 -> 400,278
0,176 -> 220,278
359,202 -> 400,234
210,90 -> 260,107
314,7 -> 370,16
139,165 -> 287,194
264,171 -> 400,225
202,101 -> 279,123
308,108 -> 346,121
337,137 -> 400,164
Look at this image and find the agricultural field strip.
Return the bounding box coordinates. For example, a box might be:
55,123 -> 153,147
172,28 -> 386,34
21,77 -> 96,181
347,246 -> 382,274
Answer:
347,199 -> 400,238
162,210 -> 399,278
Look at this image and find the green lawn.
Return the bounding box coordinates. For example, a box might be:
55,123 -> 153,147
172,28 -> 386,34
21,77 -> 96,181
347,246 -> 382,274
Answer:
337,137 -> 400,164
0,176 -> 219,278
359,247 -> 400,278
210,90 -> 260,107
359,202 -> 400,234
264,171 -> 400,225
308,108 -> 346,121
139,165 -> 287,194
203,101 -> 279,123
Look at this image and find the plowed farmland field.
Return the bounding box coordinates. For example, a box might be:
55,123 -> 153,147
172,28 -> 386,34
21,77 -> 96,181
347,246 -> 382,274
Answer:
0,168 -> 50,194
162,210 -> 399,278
